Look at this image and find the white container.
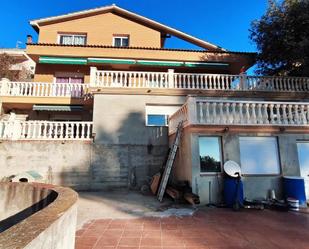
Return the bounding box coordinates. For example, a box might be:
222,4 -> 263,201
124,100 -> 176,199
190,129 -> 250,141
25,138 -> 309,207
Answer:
287,198 -> 300,211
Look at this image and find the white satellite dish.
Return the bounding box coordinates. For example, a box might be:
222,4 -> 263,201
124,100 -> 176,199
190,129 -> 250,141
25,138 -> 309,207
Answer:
224,160 -> 241,178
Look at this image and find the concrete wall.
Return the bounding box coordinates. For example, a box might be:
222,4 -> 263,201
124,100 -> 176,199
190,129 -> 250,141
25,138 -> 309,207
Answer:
0,183 -> 78,249
93,94 -> 186,186
0,141 -> 93,190
0,183 -> 52,222
0,125 -> 178,191
0,94 -> 186,189
173,130 -> 309,204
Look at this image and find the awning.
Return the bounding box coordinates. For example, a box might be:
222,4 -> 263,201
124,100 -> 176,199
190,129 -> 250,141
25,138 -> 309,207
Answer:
39,56 -> 87,65
33,105 -> 83,112
39,56 -> 229,68
88,58 -> 136,65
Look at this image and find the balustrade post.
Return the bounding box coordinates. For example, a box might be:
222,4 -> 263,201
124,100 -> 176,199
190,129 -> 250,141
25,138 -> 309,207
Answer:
168,69 -> 175,88
187,97 -> 197,124
87,123 -> 91,139
0,78 -> 10,96
90,67 -> 97,87
282,105 -> 288,124
269,104 -> 275,124
232,103 -> 237,124
251,104 -> 257,124
301,105 -> 306,124
239,72 -> 248,90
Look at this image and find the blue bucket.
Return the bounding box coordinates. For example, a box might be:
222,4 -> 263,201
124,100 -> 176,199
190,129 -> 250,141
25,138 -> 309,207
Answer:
283,176 -> 306,206
224,177 -> 244,208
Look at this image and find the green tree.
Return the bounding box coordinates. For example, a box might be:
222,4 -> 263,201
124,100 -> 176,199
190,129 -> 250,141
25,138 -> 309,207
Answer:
250,0 -> 309,76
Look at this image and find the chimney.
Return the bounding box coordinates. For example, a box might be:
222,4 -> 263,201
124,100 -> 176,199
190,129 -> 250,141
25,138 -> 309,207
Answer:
27,35 -> 33,44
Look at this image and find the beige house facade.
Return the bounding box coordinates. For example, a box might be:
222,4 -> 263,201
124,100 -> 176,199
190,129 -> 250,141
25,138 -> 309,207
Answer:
0,5 -> 308,204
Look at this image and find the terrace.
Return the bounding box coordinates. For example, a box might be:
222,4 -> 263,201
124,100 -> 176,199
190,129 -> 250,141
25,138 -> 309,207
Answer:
1,69 -> 309,99
169,96 -> 309,134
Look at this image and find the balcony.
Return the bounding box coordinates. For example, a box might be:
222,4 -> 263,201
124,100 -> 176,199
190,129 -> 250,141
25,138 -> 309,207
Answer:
0,79 -> 88,98
169,97 -> 309,134
90,68 -> 309,92
1,70 -> 309,99
0,120 -> 93,141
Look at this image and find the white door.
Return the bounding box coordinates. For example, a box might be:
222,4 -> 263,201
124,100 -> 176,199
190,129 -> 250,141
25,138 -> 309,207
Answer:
297,142 -> 309,200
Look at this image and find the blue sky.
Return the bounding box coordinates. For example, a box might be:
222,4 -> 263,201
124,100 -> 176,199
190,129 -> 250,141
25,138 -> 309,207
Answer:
1,0 -> 267,52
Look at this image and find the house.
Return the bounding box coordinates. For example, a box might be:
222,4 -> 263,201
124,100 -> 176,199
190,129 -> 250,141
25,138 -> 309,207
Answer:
0,5 -> 308,204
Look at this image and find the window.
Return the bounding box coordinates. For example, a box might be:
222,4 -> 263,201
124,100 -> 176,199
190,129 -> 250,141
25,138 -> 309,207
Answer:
55,76 -> 84,84
113,36 -> 129,47
147,114 -> 168,126
145,105 -> 182,127
58,34 -> 87,45
199,137 -> 222,173
239,137 -> 280,175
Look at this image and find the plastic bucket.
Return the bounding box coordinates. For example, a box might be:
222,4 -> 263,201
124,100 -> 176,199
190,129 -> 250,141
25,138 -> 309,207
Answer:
283,176 -> 306,206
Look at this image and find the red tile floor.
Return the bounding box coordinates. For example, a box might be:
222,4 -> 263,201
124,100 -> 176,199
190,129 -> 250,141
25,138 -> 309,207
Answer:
75,208 -> 309,249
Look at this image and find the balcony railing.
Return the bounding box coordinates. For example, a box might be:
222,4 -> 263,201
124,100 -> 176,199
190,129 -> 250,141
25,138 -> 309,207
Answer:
0,121 -> 93,140
169,97 -> 309,134
1,70 -> 309,98
90,67 -> 309,92
0,79 -> 88,98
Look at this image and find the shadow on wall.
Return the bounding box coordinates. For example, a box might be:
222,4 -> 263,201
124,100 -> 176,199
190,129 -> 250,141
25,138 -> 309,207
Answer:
59,111 -> 169,191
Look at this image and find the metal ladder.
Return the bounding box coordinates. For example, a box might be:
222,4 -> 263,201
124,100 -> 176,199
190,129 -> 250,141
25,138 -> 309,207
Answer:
157,122 -> 183,202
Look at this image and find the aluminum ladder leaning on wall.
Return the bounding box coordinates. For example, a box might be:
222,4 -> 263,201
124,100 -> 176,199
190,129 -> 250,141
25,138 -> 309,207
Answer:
157,121 -> 183,202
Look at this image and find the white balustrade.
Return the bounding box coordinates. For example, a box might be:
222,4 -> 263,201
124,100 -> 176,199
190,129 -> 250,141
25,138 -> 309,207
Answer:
92,70 -> 169,88
195,99 -> 309,126
1,72 -> 308,96
246,76 -> 309,91
0,121 -> 93,141
168,104 -> 188,134
169,97 -> 309,133
0,81 -> 88,98
90,68 -> 309,92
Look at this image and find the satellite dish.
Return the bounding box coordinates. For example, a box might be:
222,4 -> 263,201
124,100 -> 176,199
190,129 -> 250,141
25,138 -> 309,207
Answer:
224,160 -> 241,178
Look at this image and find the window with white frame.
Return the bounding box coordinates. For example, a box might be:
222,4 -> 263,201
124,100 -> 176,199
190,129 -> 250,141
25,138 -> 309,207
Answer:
239,137 -> 281,175
145,105 -> 181,127
199,136 -> 222,173
113,36 -> 129,47
58,34 -> 87,45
